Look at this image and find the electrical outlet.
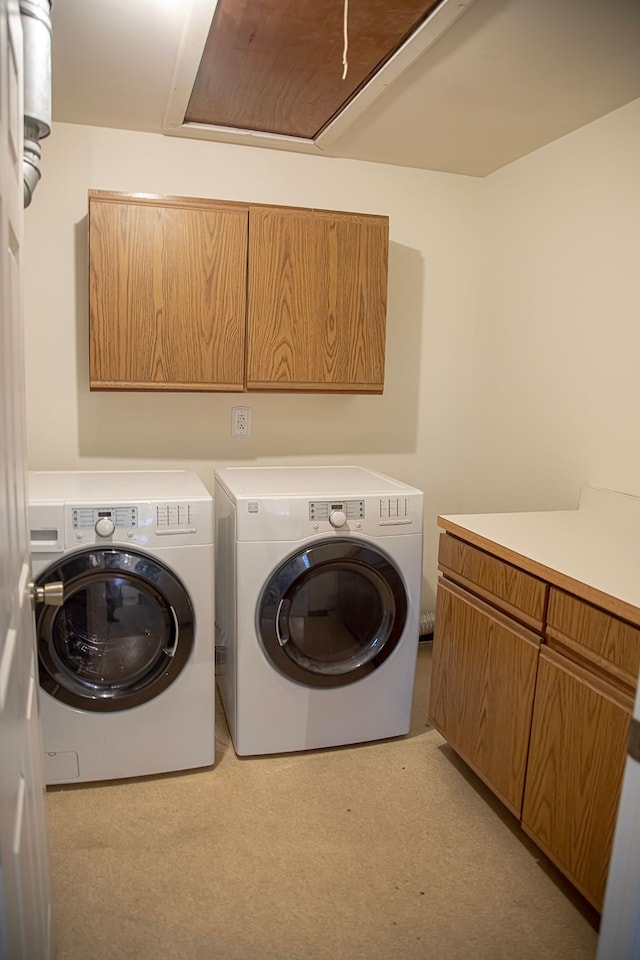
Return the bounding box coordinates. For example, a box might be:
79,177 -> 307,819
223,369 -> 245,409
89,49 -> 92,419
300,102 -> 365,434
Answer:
231,406 -> 251,438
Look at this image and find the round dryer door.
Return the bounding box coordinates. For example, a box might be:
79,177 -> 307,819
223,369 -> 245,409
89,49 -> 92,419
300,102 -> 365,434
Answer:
257,538 -> 408,688
35,547 -> 195,711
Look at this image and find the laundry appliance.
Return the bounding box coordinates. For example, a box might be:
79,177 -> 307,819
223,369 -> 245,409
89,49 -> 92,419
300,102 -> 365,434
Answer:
214,465 -> 423,756
29,470 -> 215,784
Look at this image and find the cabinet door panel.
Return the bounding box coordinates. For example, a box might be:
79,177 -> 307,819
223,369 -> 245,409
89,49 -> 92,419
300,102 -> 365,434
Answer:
246,206 -> 388,392
429,579 -> 540,816
522,647 -> 632,911
89,196 -> 248,390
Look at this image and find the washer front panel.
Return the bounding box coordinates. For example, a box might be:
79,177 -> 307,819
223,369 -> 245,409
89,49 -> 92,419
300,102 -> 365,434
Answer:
257,537 -> 407,688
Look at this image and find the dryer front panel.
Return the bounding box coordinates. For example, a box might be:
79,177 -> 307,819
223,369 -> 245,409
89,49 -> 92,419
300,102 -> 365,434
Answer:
35,547 -> 195,711
257,538 -> 407,688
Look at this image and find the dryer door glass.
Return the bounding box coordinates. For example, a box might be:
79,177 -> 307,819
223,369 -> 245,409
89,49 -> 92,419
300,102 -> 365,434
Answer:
257,538 -> 407,688
35,548 -> 194,711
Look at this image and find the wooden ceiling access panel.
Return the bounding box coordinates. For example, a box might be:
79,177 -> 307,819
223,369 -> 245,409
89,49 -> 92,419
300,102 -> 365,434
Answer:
185,0 -> 443,139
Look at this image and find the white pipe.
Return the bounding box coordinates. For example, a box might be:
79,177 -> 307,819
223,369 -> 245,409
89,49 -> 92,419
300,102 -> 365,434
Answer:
19,0 -> 52,207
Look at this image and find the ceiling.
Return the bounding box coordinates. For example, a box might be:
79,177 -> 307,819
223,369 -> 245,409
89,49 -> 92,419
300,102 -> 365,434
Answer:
50,0 -> 640,178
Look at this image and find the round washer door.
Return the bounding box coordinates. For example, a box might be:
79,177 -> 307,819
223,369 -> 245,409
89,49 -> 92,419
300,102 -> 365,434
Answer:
35,547 -> 195,712
257,537 -> 408,688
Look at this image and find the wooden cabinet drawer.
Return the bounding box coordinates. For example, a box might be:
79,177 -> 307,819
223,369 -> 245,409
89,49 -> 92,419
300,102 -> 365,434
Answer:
437,533 -> 547,631
547,587 -> 640,690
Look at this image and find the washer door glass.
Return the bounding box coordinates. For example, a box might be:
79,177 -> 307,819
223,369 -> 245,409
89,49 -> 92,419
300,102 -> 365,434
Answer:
35,548 -> 195,711
257,538 -> 407,688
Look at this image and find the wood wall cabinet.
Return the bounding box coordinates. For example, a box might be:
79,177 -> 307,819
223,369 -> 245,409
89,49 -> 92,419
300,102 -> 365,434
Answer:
88,190 -> 389,393
429,529 -> 640,912
246,205 -> 387,392
89,192 -> 248,391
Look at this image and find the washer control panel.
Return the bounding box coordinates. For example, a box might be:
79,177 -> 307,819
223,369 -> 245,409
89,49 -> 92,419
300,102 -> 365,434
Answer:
69,502 -> 198,542
30,497 -> 211,553
72,506 -> 138,531
308,500 -> 365,522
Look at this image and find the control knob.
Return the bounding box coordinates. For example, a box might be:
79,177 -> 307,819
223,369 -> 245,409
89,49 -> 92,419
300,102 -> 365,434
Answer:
95,516 -> 115,538
329,509 -> 347,528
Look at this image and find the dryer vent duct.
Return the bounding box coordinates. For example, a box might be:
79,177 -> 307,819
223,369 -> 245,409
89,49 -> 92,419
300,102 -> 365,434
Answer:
419,611 -> 435,638
20,0 -> 52,208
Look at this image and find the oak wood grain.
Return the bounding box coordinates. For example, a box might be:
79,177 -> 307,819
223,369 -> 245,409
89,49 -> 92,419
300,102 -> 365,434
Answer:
547,587 -> 640,690
437,516 -> 640,628
438,533 -> 547,630
246,205 -> 388,392
521,646 -> 632,911
89,193 -> 248,390
428,578 -> 541,817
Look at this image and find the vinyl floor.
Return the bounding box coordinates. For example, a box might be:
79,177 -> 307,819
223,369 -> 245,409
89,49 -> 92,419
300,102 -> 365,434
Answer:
46,644 -> 599,960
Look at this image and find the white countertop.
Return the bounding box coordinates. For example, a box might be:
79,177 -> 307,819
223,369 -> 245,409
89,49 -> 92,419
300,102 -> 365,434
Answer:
438,485 -> 640,626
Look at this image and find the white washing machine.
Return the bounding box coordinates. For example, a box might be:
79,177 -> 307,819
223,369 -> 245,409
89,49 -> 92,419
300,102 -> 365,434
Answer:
29,470 -> 215,784
214,465 -> 423,756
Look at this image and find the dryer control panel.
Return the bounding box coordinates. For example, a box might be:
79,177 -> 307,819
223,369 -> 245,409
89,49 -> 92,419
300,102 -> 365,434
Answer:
234,492 -> 423,541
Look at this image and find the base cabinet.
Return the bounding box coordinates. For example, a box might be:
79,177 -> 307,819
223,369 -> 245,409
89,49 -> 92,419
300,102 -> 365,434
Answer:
522,647 -> 632,910
430,531 -> 639,913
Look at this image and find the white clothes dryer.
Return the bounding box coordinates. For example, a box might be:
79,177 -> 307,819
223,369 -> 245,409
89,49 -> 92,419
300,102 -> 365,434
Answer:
29,470 -> 215,784
214,465 -> 423,756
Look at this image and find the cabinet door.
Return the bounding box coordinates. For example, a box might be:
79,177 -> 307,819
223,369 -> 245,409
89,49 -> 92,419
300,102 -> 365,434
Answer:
429,578 -> 540,817
246,206 -> 388,392
89,193 -> 248,391
522,646 -> 632,911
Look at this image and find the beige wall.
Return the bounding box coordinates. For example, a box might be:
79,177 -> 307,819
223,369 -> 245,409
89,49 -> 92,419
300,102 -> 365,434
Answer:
23,98 -> 640,611
468,96 -> 640,514
23,123 -> 480,612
